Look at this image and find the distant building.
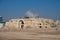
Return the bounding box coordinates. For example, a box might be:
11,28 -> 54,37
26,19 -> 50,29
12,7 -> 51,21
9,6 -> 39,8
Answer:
0,16 -> 5,28
0,16 -> 3,23
0,23 -> 4,28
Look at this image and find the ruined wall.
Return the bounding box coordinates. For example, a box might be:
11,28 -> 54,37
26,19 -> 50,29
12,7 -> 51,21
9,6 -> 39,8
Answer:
5,18 -> 60,31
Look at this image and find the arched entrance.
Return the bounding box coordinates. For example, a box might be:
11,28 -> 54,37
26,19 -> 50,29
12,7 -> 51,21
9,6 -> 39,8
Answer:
19,20 -> 24,30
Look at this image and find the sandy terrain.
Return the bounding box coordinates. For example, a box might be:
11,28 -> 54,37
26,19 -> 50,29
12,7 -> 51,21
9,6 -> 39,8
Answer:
0,31 -> 60,40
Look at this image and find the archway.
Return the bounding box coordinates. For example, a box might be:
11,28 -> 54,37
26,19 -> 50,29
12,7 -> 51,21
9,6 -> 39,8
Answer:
19,20 -> 24,29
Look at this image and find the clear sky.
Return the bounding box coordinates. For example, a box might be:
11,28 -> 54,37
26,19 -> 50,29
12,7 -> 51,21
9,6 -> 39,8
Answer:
0,0 -> 60,21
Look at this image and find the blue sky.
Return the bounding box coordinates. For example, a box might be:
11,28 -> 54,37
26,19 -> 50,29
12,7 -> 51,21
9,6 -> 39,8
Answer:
0,0 -> 60,21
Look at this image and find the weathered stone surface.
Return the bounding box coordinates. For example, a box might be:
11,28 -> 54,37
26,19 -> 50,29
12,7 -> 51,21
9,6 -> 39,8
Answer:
5,18 -> 60,31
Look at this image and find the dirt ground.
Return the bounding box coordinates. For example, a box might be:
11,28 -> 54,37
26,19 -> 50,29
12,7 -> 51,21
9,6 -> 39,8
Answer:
0,31 -> 60,40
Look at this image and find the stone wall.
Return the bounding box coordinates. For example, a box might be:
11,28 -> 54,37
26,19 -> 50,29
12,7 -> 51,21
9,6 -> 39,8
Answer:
5,18 -> 60,31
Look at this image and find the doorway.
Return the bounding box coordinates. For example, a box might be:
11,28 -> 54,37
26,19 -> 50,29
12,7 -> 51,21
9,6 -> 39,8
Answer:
19,20 -> 24,29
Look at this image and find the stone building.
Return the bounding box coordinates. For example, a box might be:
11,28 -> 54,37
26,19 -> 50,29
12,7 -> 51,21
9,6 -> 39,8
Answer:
5,18 -> 60,31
